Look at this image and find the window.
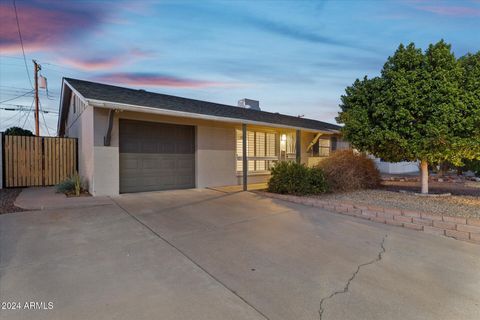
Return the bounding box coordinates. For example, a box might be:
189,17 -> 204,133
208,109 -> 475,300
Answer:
236,130 -> 277,173
318,138 -> 331,157
280,133 -> 296,160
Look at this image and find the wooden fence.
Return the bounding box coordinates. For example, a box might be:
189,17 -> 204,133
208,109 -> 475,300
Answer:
2,135 -> 78,187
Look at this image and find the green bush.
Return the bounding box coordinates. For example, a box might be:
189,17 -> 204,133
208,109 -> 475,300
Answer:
56,173 -> 84,196
267,161 -> 328,195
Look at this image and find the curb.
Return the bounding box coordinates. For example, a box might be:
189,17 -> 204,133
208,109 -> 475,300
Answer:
256,191 -> 480,245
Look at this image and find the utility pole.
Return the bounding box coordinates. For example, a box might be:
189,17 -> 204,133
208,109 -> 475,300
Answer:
33,60 -> 41,136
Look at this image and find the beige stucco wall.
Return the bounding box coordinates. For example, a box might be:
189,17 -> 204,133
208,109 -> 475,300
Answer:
64,101 -> 94,193
92,108 -> 242,194
92,146 -> 119,195
85,107 -> 337,195
196,125 -> 237,188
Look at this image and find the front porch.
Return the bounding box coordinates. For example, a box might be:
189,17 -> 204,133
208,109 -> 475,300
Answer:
235,123 -> 347,190
85,107 -> 345,195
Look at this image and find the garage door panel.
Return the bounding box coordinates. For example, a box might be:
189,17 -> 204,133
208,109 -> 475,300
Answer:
119,120 -> 195,193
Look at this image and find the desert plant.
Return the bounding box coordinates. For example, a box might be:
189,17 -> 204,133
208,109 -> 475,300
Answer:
72,173 -> 82,196
267,161 -> 328,195
56,172 -> 84,196
316,150 -> 381,192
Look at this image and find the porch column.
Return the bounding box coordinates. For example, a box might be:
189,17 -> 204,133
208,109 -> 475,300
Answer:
296,129 -> 301,164
242,124 -> 248,191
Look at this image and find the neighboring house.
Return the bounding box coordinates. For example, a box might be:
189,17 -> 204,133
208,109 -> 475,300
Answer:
57,78 -> 347,196
373,158 -> 419,174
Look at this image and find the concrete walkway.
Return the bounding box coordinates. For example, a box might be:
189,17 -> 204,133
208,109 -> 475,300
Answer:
1,189 -> 479,320
14,187 -> 112,210
208,183 -> 268,193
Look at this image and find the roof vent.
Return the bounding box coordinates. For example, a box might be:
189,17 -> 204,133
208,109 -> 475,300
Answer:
238,98 -> 260,111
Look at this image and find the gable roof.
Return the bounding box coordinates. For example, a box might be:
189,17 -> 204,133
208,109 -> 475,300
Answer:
60,77 -> 341,133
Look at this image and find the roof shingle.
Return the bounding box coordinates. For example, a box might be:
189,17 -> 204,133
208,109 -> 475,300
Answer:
63,78 -> 341,132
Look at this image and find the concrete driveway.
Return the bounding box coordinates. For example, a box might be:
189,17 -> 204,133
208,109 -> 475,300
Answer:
0,189 -> 479,320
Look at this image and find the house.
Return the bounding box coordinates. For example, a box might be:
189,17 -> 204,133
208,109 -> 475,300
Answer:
372,157 -> 419,175
57,78 -> 347,196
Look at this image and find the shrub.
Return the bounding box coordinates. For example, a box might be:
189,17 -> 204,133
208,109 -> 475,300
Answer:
316,150 -> 381,192
56,173 -> 85,196
267,161 -> 328,195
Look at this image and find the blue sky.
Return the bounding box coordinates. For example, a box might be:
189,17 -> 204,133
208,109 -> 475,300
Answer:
0,0 -> 479,135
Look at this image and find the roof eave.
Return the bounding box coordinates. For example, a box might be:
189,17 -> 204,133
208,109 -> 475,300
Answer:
57,79 -> 90,136
87,98 -> 339,133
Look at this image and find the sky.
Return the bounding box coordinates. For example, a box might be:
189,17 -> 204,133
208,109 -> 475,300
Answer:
0,0 -> 479,136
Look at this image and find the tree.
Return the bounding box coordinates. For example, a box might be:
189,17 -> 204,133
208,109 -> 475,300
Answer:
337,40 -> 480,194
4,126 -> 34,136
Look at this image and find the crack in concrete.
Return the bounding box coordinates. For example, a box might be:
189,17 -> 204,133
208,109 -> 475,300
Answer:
318,234 -> 388,320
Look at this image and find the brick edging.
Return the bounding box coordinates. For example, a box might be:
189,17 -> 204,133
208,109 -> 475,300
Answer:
255,191 -> 480,245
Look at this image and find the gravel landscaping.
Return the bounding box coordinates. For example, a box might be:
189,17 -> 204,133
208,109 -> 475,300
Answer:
0,188 -> 24,214
381,180 -> 480,197
314,189 -> 480,219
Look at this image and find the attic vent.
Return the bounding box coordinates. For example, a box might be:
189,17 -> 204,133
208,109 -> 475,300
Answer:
238,98 -> 260,111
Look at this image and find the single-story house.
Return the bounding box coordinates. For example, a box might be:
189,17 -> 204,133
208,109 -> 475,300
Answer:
57,78 -> 348,196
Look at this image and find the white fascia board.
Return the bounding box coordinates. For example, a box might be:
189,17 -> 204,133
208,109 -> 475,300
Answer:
87,98 -> 339,134
58,80 -> 91,134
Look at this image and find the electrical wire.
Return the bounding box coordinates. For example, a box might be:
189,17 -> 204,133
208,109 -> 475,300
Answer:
0,109 -> 23,125
0,89 -> 34,103
12,0 -> 33,89
22,99 -> 34,129
39,99 -> 51,135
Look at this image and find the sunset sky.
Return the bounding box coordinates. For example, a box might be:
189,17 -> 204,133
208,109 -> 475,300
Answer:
0,0 -> 479,135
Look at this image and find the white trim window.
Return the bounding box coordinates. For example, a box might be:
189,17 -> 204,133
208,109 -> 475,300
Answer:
236,129 -> 277,174
318,138 -> 331,157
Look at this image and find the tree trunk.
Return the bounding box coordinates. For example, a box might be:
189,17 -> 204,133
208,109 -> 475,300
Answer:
420,160 -> 429,194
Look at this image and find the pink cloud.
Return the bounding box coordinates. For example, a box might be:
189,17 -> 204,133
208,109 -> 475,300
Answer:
416,5 -> 480,17
58,49 -> 152,71
94,73 -> 235,89
0,1 -> 108,54
59,57 -> 123,71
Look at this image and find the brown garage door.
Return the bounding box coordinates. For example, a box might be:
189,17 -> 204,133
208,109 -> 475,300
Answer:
119,119 -> 195,193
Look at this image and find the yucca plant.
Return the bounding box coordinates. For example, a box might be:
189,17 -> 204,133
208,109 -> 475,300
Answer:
72,172 -> 82,196
55,172 -> 84,196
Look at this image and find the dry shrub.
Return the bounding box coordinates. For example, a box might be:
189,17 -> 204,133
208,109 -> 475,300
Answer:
316,150 -> 381,192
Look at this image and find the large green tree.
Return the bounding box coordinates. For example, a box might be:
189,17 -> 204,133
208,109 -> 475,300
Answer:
4,126 -> 34,136
337,41 -> 480,193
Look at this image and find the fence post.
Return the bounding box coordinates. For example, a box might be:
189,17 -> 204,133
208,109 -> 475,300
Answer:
41,136 -> 45,186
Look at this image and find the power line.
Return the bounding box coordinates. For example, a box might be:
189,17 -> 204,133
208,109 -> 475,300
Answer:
0,89 -> 34,103
0,105 -> 58,114
12,0 -> 33,89
22,99 -> 34,129
39,99 -> 51,135
0,108 -> 23,124
1,102 -> 58,112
